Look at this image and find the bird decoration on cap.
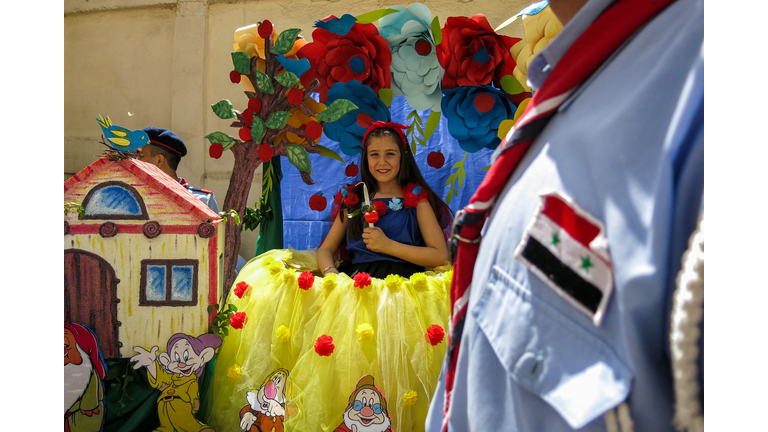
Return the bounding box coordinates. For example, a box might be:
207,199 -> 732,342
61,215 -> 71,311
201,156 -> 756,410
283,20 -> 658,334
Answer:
96,115 -> 150,152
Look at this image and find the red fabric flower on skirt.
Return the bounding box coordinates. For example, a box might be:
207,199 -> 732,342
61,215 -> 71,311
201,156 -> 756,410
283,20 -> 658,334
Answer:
233,281 -> 250,298
230,312 -> 247,329
426,325 -> 445,346
403,183 -> 428,209
353,272 -> 372,288
436,14 -> 520,90
298,271 -> 315,290
314,335 -> 335,356
297,18 -> 392,102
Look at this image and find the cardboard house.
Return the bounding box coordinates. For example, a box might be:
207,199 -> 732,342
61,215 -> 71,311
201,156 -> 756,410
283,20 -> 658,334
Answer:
64,157 -> 225,358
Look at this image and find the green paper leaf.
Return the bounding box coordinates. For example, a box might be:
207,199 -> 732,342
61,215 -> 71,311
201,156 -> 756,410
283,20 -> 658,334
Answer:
266,111 -> 292,130
271,28 -> 302,55
274,71 -> 300,88
251,116 -> 266,142
231,52 -> 251,75
229,303 -> 237,312
316,99 -> 359,123
481,165 -> 490,171
500,74 -> 526,95
255,69 -> 275,94
355,8 -> 400,24
286,144 -> 313,174
222,326 -> 229,336
379,88 -> 392,108
211,99 -> 236,119
315,144 -> 345,163
407,110 -> 418,120
431,17 -> 442,45
424,111 -> 441,142
347,209 -> 362,218
204,132 -> 236,150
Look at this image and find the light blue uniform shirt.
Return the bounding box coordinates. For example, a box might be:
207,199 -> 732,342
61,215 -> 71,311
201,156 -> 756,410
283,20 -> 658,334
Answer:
426,0 -> 703,430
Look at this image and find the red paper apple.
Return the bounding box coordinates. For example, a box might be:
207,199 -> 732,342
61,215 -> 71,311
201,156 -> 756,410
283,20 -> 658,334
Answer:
309,193 -> 327,212
427,150 -> 445,169
345,162 -> 359,177
258,143 -> 274,162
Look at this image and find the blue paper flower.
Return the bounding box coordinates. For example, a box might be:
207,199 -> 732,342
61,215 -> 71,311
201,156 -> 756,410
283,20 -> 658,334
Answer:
379,4 -> 444,112
323,80 -> 392,155
388,197 -> 403,211
441,85 -> 517,153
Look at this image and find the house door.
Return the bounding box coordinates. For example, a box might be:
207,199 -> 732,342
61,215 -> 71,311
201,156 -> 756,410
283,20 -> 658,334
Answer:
64,250 -> 121,358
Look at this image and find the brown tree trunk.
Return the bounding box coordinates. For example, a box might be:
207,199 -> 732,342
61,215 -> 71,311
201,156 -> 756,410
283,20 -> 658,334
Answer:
221,141 -> 263,299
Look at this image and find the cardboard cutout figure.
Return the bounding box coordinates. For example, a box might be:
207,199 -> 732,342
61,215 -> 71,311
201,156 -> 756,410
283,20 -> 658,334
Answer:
239,368 -> 296,432
65,322 -> 107,432
336,376 -> 393,432
131,333 -> 222,432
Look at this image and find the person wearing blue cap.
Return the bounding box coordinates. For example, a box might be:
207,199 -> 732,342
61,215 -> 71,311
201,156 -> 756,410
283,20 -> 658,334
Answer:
136,127 -> 219,213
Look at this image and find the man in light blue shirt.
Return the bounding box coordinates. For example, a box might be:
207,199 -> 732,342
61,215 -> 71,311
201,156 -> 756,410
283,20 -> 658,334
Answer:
426,0 -> 703,430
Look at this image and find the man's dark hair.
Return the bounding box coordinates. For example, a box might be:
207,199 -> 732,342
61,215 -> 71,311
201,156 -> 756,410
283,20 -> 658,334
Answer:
147,144 -> 182,171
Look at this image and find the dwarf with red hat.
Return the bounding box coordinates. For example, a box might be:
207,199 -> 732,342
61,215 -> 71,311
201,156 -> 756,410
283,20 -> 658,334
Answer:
65,322 -> 107,432
335,375 -> 393,432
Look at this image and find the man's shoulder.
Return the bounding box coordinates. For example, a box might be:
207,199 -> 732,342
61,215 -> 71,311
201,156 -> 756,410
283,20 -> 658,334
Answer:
187,186 -> 214,195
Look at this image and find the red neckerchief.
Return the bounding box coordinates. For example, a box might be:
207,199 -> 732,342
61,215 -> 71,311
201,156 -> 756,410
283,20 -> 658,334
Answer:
178,177 -> 189,188
441,0 -> 679,428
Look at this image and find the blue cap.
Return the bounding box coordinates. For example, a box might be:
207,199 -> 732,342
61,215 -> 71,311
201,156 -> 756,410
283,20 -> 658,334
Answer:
143,127 -> 187,157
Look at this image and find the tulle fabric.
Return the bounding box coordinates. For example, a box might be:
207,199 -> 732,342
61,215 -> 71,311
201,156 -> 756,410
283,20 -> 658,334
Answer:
206,249 -> 452,432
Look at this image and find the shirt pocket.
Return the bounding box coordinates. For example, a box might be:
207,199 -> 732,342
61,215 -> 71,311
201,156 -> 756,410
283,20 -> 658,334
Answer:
471,264 -> 633,429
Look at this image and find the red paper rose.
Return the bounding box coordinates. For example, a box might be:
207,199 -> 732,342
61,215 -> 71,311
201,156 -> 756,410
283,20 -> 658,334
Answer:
372,200 -> 387,217
426,325 -> 445,346
403,183 -> 428,208
314,335 -> 335,356
298,271 -> 315,290
233,281 -> 250,298
344,192 -> 359,207
230,312 -> 247,329
353,272 -> 372,288
436,14 -> 520,89
297,18 -> 392,102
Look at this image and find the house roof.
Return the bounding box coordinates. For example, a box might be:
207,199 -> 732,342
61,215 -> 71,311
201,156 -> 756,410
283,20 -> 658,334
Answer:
65,156 -> 220,222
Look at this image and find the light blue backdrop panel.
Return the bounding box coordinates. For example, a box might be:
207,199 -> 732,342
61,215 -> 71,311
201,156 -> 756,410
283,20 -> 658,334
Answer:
281,95 -> 493,250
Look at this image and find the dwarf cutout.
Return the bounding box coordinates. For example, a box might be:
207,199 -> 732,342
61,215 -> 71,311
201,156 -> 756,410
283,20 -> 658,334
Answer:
131,332 -> 222,432
239,368 -> 298,432
65,322 -> 107,432
336,375 -> 393,432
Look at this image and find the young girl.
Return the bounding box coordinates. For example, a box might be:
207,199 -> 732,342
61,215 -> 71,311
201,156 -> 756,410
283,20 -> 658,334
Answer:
318,121 -> 451,279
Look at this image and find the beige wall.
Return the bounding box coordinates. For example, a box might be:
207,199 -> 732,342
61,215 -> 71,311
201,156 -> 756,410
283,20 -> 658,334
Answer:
64,0 -> 529,259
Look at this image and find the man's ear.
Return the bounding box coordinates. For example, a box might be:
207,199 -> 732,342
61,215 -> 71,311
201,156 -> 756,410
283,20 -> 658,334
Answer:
158,352 -> 171,368
155,153 -> 167,169
199,347 -> 215,365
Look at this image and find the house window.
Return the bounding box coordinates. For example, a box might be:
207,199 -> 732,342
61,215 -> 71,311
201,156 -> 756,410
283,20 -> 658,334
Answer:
140,259 -> 198,306
82,181 -> 149,220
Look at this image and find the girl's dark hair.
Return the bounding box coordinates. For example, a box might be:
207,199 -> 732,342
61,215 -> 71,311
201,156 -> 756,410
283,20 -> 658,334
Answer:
341,127 -> 452,240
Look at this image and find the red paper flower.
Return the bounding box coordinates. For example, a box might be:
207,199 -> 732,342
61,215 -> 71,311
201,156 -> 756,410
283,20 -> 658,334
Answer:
209,143 -> 223,159
426,325 -> 445,346
233,281 -> 250,298
344,192 -> 359,207
309,193 -> 327,212
297,18 -> 392,102
353,272 -> 372,288
298,271 -> 315,290
259,143 -> 275,162
229,70 -> 241,84
230,312 -> 247,329
436,14 -> 520,90
403,183 -> 428,208
314,335 -> 335,356
305,121 -> 323,141
372,200 -> 387,217
427,150 -> 445,169
248,97 -> 262,114
345,162 -> 359,177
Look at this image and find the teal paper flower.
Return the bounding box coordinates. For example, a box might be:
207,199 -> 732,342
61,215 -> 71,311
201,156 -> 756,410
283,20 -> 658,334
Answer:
323,80 -> 392,155
388,197 -> 403,211
379,4 -> 444,112
441,85 -> 516,153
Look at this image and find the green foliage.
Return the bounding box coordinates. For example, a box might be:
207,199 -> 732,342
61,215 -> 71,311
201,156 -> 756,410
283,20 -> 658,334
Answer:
431,16 -> 442,45
316,99 -> 359,123
211,99 -> 237,119
500,74 -> 526,95
270,28 -> 302,55
242,195 -> 273,232
379,88 -> 393,108
405,110 -> 440,154
266,111 -> 292,130
355,8 -> 399,24
255,69 -> 275,94
286,144 -> 312,174
208,303 -> 239,341
204,132 -> 236,151
262,159 -> 275,201
65,202 -> 85,220
217,209 -> 241,225
274,71 -> 300,89
444,152 -> 468,205
315,144 -> 345,163
251,116 -> 266,143
231,52 -> 251,75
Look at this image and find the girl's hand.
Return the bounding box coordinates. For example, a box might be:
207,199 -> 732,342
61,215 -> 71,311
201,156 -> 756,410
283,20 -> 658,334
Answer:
362,227 -> 391,253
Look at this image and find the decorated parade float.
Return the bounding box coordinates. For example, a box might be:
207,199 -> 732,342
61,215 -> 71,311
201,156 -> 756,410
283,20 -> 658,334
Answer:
64,2 -> 562,431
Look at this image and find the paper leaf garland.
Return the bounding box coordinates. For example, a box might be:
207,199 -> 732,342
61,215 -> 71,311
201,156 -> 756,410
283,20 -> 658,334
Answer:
274,71 -> 300,88
271,28 -> 303,55
266,111 -> 292,130
316,99 -> 359,123
255,69 -> 275,94
286,144 -> 313,174
204,132 -> 236,151
231,51 -> 251,74
424,110 -> 441,140
251,116 -> 266,142
355,8 -> 400,24
315,144 -> 345,163
211,99 -> 237,119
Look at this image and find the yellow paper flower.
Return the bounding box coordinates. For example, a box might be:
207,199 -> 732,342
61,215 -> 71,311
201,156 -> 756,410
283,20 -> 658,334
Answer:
227,364 -> 242,383
276,325 -> 291,342
384,274 -> 402,291
322,273 -> 338,290
410,273 -> 428,290
282,268 -> 297,284
509,6 -> 562,91
356,323 -> 375,342
402,389 -> 418,407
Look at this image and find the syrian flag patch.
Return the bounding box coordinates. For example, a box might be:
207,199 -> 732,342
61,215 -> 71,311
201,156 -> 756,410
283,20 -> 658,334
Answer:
514,192 -> 614,326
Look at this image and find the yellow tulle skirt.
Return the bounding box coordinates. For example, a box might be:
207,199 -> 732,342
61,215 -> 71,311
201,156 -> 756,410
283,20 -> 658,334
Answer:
206,249 -> 452,432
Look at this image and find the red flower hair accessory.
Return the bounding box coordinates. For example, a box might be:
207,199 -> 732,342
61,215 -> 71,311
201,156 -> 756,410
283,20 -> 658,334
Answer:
403,183 -> 428,208
314,335 -> 335,356
344,192 -> 360,207
362,121 -> 409,154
